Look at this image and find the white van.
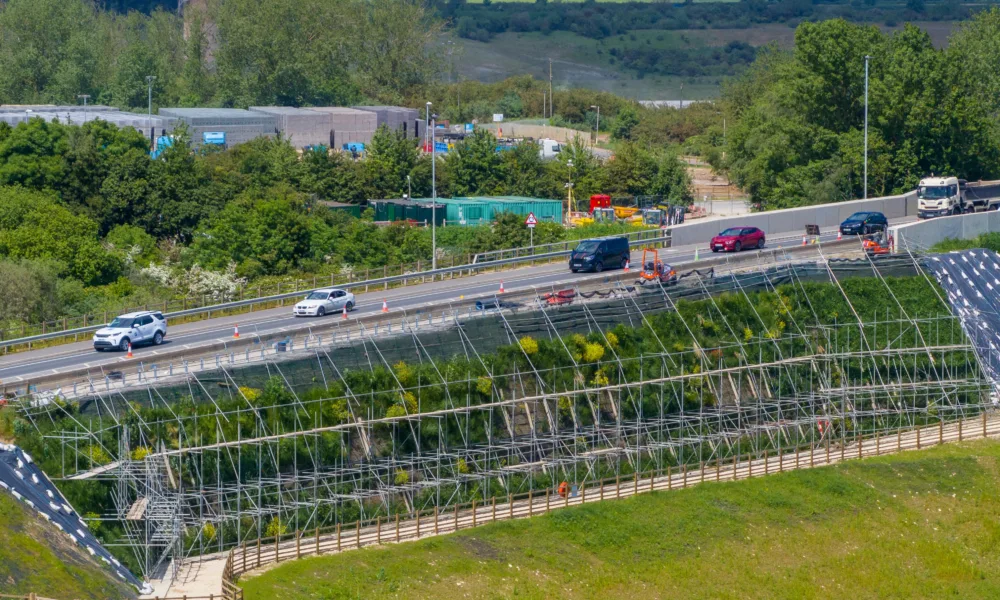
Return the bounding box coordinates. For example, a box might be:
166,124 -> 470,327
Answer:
538,138 -> 562,160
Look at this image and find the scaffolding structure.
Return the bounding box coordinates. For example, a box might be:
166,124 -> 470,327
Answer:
20,252 -> 995,580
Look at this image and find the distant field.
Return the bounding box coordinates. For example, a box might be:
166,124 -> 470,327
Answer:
452,30 -> 725,100
450,21 -> 959,98
242,439 -> 1000,600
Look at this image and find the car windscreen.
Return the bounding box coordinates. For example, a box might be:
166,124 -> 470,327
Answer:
845,212 -> 868,222
574,241 -> 600,253
719,228 -> 743,236
109,317 -> 135,328
306,291 -> 329,300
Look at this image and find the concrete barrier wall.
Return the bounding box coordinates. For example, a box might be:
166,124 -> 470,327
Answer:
891,210 -> 1000,252
670,191 -> 918,247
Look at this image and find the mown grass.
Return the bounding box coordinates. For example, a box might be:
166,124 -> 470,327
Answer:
0,493 -> 135,599
242,439 -> 1000,599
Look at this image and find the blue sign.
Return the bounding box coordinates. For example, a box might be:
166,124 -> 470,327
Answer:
465,123 -> 474,133
203,131 -> 226,145
434,141 -> 449,153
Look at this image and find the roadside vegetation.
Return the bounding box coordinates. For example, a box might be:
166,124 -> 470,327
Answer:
241,439 -> 1000,600
0,118 -> 687,337
931,233 -> 1000,253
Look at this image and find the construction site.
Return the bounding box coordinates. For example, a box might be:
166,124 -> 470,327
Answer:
9,246 -> 999,597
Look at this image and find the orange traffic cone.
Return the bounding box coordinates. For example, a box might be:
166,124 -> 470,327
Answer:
382,299 -> 389,313
801,235 -> 807,246
837,230 -> 842,241
499,280 -> 505,294
233,324 -> 240,339
624,259 -> 630,272
342,306 -> 348,320
126,343 -> 133,358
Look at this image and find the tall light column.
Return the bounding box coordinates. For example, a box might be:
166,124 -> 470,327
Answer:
427,102 -> 437,270
864,55 -> 871,200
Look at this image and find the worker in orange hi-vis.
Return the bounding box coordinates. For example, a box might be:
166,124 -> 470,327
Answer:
558,481 -> 569,499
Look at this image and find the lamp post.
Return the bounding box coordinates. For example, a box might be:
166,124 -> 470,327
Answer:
590,105 -> 600,146
146,75 -> 156,145
406,175 -> 412,200
565,159 -> 575,224
427,102 -> 437,270
77,94 -> 90,124
863,55 -> 871,200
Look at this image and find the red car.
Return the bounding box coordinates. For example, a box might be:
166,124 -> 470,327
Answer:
710,227 -> 765,252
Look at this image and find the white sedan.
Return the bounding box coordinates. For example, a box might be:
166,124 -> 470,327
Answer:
293,288 -> 355,317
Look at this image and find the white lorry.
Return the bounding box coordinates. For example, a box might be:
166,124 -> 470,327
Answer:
917,176 -> 1000,219
538,138 -> 562,160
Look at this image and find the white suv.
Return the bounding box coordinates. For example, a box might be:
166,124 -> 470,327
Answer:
293,288 -> 355,317
93,311 -> 168,352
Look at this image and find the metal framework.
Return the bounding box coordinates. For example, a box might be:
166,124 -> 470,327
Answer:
18,250 -> 994,581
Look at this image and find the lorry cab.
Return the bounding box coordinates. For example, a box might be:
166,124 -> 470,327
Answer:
538,138 -> 562,160
918,176 -> 967,218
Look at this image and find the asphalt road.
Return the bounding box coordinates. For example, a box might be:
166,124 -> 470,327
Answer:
0,444 -> 148,592
0,222 -> 905,383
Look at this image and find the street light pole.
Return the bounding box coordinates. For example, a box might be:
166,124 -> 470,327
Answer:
863,55 -> 871,200
146,75 -> 156,145
590,105 -> 600,145
406,175 -> 412,200
427,102 -> 437,270
77,94 -> 90,125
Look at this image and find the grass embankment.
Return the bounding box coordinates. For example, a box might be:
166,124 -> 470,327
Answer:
931,232 -> 1000,253
0,493 -> 135,599
242,440 -> 1000,600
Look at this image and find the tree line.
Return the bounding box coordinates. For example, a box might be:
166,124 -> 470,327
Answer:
436,0 -> 967,42
714,13 -> 1000,210
0,0 -> 439,109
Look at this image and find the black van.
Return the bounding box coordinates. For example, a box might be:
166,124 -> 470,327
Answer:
569,237 -> 631,273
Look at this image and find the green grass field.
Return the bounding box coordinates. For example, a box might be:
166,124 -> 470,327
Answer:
0,493 -> 136,599
241,439 -> 1000,599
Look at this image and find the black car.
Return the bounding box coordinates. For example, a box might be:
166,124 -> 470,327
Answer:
839,211 -> 887,235
569,237 -> 630,273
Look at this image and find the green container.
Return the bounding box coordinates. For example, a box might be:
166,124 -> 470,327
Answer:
370,199 -> 445,226
318,200 -> 361,219
412,196 -> 562,226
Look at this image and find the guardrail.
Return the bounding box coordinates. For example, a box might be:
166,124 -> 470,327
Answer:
472,228 -> 665,263
0,234 -> 673,352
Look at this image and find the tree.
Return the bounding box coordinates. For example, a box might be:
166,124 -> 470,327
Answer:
362,125 -> 420,199
611,105 -> 640,141
446,129 -> 502,196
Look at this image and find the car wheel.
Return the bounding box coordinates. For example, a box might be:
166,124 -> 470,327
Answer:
153,331 -> 163,346
620,257 -> 629,269
757,238 -> 765,249
712,247 -> 719,253
317,307 -> 326,317
862,225 -> 869,235
594,261 -> 604,273
734,241 -> 742,252
571,268 -> 578,273
119,337 -> 130,352
346,301 -> 354,311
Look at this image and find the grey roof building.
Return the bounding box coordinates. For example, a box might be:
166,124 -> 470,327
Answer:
249,106 -> 334,149
159,108 -> 277,147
